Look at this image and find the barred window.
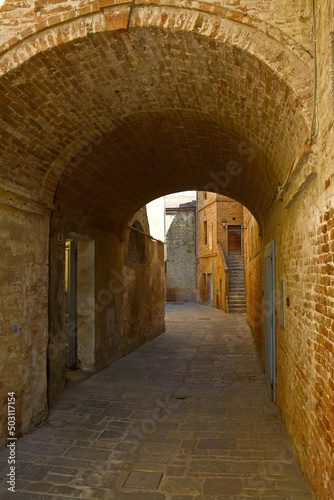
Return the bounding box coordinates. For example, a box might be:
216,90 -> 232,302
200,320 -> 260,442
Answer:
128,221 -> 146,264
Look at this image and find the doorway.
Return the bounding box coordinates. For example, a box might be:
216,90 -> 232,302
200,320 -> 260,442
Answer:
220,279 -> 222,309
264,240 -> 276,402
228,225 -> 242,254
65,239 -> 77,369
207,273 -> 212,305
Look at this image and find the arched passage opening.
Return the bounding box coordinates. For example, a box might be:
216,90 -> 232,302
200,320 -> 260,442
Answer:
4,5 -> 331,497
0,6 -> 312,415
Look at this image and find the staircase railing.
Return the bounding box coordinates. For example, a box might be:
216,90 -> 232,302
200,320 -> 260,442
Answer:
218,243 -> 229,313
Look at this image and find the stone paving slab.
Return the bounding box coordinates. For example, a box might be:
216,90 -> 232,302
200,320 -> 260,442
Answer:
0,304 -> 311,499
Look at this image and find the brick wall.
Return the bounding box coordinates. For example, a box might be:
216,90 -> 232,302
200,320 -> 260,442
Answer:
0,0 -> 313,237
0,0 -> 313,50
245,193 -> 334,500
243,207 -> 264,360
243,3 -> 334,490
0,1 -> 333,498
197,192 -> 245,310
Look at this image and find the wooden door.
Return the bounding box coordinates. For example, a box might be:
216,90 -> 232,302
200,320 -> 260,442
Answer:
207,274 -> 212,305
228,225 -> 241,254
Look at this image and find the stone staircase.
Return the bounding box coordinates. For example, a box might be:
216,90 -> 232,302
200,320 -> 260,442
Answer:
225,255 -> 247,314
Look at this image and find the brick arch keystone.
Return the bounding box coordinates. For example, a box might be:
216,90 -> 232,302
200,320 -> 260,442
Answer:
0,1 -> 313,111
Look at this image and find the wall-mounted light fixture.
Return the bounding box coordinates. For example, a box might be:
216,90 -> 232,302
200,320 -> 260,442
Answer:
219,218 -> 228,230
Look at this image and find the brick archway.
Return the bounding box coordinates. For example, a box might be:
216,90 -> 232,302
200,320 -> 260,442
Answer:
0,1 -> 313,233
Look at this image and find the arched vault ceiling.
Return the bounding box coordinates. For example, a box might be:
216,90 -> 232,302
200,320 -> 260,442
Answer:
55,117 -> 272,233
0,10 -> 313,233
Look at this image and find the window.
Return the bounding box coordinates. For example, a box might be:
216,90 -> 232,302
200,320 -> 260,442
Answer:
128,221 -> 146,264
204,221 -> 208,245
203,192 -> 207,200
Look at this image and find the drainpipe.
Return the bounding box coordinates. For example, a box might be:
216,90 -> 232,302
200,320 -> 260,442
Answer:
212,221 -> 214,308
195,191 -> 198,257
195,191 -> 198,303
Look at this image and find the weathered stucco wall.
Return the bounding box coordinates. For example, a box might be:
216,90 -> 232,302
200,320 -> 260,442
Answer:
124,239 -> 165,351
123,208 -> 166,352
0,198 -> 49,449
48,207 -> 165,405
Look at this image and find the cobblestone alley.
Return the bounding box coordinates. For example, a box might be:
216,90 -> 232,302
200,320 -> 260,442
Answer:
0,304 -> 310,499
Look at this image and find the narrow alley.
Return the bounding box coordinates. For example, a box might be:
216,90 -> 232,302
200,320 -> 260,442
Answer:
0,304 -> 310,499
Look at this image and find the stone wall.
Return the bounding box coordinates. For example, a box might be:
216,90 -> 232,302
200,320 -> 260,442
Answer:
166,206 -> 196,302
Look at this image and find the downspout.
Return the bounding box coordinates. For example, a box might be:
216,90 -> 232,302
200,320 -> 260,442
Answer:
195,191 -> 198,257
211,221 -> 214,308
310,0 -> 319,142
195,191 -> 198,303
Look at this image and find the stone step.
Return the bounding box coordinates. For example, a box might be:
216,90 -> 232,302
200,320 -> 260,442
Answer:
227,255 -> 246,314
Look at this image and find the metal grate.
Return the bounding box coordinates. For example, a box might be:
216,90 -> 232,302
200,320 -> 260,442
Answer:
331,32 -> 334,127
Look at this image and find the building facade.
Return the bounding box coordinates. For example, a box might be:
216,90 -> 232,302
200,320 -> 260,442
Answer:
197,192 -> 245,311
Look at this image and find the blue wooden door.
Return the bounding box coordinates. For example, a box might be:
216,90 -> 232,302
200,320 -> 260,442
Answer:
265,240 -> 276,401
